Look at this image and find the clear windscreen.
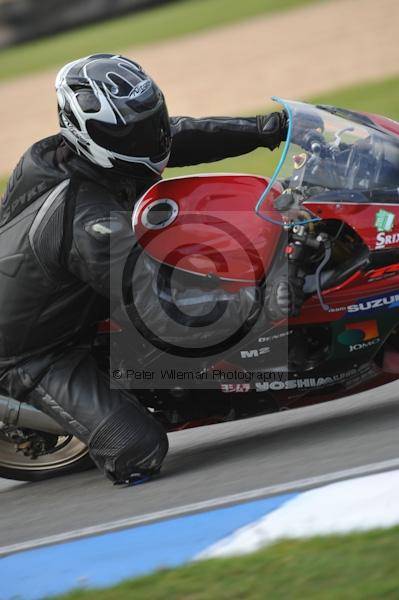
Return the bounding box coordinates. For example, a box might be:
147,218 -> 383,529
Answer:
256,99 -> 399,225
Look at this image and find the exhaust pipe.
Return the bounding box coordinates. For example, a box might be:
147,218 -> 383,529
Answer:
0,395 -> 66,435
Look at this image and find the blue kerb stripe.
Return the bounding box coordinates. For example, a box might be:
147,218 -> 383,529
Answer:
0,492 -> 297,600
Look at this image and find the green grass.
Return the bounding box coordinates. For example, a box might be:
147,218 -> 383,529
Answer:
51,526 -> 399,600
166,147 -> 281,180
0,0 -> 316,83
2,75 -> 398,195
313,75 -> 399,122
165,75 -> 399,180
0,176 -> 9,196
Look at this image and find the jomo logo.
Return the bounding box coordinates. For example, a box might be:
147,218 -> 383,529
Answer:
338,320 -> 380,352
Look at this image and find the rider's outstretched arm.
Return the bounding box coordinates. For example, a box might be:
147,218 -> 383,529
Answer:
168,113 -> 287,167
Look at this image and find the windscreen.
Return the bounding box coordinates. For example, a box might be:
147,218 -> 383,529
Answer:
256,98 -> 399,226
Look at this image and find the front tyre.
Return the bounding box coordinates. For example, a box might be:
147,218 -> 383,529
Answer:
0,435 -> 94,482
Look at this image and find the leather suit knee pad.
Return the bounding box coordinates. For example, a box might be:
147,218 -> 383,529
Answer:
88,403 -> 168,483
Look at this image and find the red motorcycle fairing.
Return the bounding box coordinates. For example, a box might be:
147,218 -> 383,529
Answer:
289,200 -> 399,325
133,174 -> 283,288
290,275 -> 399,326
363,112 -> 399,138
303,199 -> 399,252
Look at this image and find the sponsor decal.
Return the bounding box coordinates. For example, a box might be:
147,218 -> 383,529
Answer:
375,231 -> 399,249
240,347 -> 270,359
343,362 -> 379,390
108,76 -> 152,100
255,367 -> 363,392
220,383 -> 251,393
347,292 -> 399,313
366,263 -> 399,282
130,79 -> 152,99
293,153 -> 308,170
375,209 -> 395,233
258,330 -> 292,344
240,331 -> 291,359
337,320 -> 380,352
61,113 -> 90,145
374,209 -> 398,249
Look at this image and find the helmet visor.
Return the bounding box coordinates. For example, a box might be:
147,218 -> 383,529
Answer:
86,103 -> 171,162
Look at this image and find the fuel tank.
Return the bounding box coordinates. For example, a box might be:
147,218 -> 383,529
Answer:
133,174 -> 283,286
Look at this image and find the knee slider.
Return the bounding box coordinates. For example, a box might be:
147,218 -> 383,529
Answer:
88,404 -> 168,482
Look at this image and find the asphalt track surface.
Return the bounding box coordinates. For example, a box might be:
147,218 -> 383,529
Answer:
0,381 -> 398,549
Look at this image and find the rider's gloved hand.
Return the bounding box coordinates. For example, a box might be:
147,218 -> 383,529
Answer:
291,112 -> 325,149
257,111 -> 289,150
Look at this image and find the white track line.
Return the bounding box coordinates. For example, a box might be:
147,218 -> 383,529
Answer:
1,456 -> 399,557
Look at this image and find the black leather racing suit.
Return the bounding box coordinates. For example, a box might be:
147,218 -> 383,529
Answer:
0,113 -> 285,482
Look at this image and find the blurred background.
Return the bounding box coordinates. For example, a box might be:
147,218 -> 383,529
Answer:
0,0 -> 170,47
0,0 -> 398,191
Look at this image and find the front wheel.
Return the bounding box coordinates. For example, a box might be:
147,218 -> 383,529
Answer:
0,435 -> 94,482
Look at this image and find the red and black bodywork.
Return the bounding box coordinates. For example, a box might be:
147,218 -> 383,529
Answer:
113,101 -> 399,429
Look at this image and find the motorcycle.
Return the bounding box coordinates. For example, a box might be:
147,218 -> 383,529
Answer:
1,98 -> 398,482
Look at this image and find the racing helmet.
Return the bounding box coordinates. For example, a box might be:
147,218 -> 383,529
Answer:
55,53 -> 172,175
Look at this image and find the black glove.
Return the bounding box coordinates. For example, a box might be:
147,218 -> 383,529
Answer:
256,111 -> 289,150
291,112 -> 325,150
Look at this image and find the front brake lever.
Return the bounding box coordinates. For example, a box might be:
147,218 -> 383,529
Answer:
332,126 -> 354,150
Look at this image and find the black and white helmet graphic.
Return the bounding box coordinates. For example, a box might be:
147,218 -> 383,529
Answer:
55,54 -> 172,175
